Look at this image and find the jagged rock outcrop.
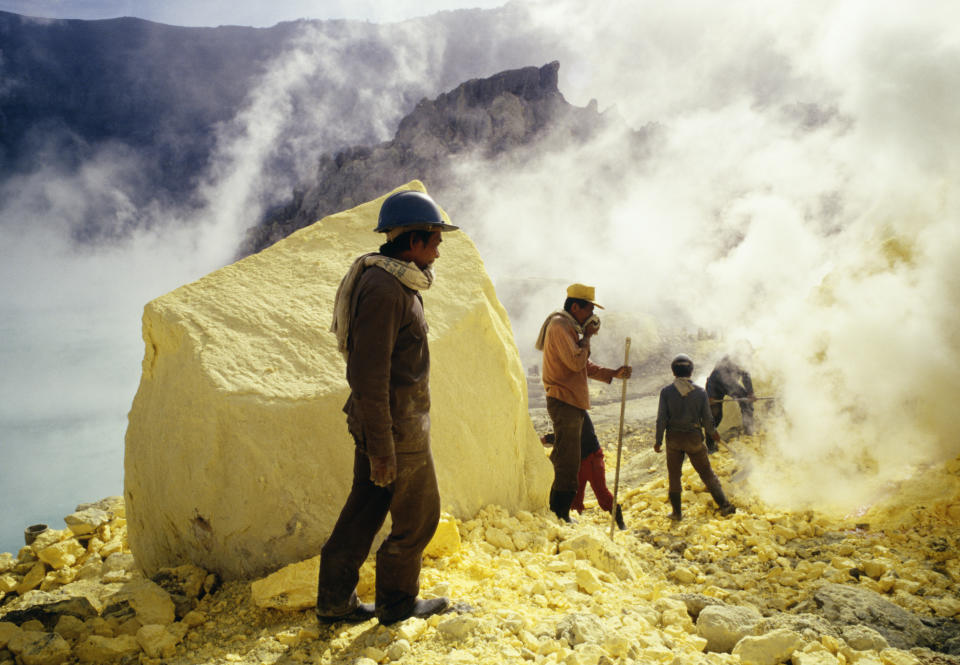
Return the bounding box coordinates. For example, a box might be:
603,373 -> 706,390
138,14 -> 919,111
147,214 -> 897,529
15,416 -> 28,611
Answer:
242,61 -> 632,254
807,583 -> 938,651
124,180 -> 553,580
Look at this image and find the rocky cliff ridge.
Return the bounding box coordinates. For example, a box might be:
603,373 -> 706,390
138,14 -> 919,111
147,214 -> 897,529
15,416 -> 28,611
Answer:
241,61 -> 646,255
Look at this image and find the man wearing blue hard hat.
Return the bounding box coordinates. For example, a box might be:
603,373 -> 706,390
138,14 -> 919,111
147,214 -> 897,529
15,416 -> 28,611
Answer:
318,189 -> 458,626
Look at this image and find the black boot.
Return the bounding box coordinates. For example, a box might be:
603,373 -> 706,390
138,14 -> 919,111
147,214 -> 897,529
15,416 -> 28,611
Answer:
668,492 -> 682,521
550,490 -> 577,523
614,503 -> 626,530
708,484 -> 736,516
378,597 -> 449,625
549,489 -> 562,519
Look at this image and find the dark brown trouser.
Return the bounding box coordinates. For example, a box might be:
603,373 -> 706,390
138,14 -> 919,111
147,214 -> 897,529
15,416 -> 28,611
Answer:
665,430 -> 722,494
317,446 -> 440,621
546,397 -> 584,493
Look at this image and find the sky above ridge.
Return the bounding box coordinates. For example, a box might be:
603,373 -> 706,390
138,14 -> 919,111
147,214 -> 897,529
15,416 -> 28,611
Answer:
0,0 -> 508,25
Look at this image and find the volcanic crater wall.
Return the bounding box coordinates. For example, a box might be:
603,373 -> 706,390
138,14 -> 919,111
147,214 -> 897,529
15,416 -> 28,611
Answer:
124,181 -> 552,579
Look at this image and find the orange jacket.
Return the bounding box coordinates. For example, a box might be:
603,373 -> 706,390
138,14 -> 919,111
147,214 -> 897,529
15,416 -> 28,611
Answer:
541,314 -> 615,410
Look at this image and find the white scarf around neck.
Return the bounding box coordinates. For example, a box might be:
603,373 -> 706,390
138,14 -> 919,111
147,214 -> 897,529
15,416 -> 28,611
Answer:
330,253 -> 434,358
673,377 -> 695,396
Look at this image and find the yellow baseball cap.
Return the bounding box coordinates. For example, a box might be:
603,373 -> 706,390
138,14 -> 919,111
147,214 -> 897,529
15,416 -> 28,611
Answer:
566,283 -> 604,309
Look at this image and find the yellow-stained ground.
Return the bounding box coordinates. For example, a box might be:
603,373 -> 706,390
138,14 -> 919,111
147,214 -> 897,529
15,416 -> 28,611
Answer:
146,425 -> 960,665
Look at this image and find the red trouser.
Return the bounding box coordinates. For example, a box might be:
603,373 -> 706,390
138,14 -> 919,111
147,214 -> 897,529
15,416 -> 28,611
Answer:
572,448 -> 614,513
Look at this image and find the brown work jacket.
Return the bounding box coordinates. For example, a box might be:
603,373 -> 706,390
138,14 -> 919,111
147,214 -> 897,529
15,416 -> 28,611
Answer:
342,265 -> 431,457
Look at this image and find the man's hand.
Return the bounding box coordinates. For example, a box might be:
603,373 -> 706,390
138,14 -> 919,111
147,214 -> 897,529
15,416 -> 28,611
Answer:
654,443 -> 662,453
583,319 -> 600,337
614,365 -> 632,379
369,454 -> 397,487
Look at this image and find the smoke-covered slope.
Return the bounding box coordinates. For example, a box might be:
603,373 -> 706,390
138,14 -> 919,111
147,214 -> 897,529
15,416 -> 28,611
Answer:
0,12 -> 301,187
241,61 -> 651,255
0,5 -> 568,242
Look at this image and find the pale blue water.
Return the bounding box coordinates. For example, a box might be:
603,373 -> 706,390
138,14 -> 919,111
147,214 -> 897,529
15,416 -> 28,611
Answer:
0,300 -> 143,556
1,412 -> 126,555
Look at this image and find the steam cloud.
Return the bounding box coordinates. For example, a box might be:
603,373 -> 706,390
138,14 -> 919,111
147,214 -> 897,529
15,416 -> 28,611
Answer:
1,0 -> 959,552
463,0 -> 960,515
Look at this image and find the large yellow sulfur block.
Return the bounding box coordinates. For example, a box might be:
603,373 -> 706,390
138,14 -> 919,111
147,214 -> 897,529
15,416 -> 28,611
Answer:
124,181 -> 552,579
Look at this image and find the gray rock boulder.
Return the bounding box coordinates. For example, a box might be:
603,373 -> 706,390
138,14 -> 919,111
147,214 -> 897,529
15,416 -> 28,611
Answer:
809,583 -> 935,650
6,629 -> 72,665
753,613 -> 840,642
0,582 -> 106,629
556,613 -> 607,647
839,625 -> 889,651
672,592 -> 727,621
696,604 -> 762,653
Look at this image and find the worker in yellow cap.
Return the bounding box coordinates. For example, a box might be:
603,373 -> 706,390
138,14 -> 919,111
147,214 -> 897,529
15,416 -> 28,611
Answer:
535,284 -> 632,524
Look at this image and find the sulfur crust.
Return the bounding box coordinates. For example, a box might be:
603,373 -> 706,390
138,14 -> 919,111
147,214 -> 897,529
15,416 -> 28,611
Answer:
124,181 -> 552,580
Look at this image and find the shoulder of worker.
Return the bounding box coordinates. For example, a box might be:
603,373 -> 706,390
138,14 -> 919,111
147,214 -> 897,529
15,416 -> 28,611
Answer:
359,262 -> 412,294
545,312 -> 578,335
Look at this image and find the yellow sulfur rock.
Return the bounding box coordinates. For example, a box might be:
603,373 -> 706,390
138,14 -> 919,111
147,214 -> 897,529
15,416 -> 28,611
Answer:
639,645 -> 676,664
575,564 -> 604,595
424,514 -> 461,558
0,574 -> 17,594
860,560 -> 885,579
671,566 -> 697,584
878,649 -> 921,665
15,562 -> 45,594
892,579 -> 920,594
485,527 -> 516,552
821,635 -> 842,653
37,539 -> 86,570
793,650 -> 841,665
250,555 -> 321,610
124,181 -> 552,579
876,575 -> 896,593
393,617 -> 428,642
928,595 -> 960,617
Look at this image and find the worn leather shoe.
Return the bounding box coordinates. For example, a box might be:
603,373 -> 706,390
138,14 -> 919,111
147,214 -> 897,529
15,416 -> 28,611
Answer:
719,503 -> 737,516
379,597 -> 449,625
316,602 -> 375,624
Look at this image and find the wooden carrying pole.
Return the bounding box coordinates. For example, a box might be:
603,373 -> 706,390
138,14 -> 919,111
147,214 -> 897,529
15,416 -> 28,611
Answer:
609,336 -> 631,539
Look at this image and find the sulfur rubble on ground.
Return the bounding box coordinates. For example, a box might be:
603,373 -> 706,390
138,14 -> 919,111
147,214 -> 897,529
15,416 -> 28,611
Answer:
124,181 -> 552,580
2,427 -> 959,665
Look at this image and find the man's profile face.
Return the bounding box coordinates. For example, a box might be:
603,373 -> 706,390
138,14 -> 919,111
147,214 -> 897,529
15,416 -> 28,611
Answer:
570,301 -> 594,325
408,231 -> 443,270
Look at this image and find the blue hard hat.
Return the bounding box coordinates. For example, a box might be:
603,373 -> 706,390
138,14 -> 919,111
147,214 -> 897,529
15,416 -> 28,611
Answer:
374,190 -> 459,233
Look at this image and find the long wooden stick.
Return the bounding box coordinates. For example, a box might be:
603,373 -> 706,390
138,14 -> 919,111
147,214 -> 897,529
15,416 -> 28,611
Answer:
609,337 -> 631,539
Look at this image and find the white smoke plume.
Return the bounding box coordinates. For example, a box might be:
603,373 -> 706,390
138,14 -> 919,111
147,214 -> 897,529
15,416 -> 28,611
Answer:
0,16 -> 495,552
457,0 -> 960,514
